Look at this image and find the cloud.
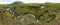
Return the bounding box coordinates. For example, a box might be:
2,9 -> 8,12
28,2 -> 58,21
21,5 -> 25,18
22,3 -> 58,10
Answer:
19,0 -> 55,3
0,0 -> 60,4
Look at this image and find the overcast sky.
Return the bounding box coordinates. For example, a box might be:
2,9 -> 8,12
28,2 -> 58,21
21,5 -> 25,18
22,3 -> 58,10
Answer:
0,0 -> 60,4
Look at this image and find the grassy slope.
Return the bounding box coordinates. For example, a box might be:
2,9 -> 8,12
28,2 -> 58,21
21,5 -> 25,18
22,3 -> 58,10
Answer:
0,3 -> 60,25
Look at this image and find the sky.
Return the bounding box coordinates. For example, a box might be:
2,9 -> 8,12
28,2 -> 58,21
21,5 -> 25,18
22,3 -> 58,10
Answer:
0,0 -> 60,4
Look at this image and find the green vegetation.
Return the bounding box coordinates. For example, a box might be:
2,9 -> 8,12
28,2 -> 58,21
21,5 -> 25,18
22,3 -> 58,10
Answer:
0,1 -> 60,25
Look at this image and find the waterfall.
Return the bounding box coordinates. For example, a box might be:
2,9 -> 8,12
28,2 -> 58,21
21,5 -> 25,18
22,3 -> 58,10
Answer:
37,19 -> 39,22
41,6 -> 44,8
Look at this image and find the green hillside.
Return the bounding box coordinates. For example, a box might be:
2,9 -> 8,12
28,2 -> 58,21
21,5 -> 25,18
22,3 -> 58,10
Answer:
0,2 -> 60,25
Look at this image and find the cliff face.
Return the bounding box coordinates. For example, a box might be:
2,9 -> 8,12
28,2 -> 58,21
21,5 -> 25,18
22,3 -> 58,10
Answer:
0,3 -> 60,25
